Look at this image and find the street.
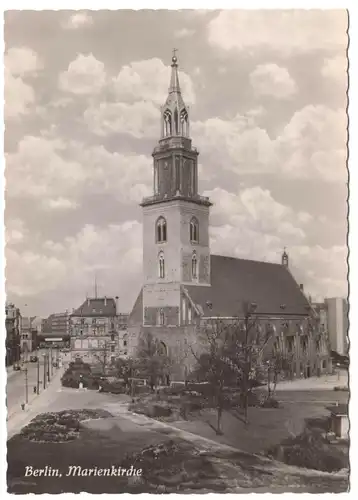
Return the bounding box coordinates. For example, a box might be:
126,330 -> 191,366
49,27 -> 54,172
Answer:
6,349 -> 69,420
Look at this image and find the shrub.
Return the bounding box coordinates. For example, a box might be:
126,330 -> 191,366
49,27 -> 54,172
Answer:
267,429 -> 348,472
260,397 -> 281,409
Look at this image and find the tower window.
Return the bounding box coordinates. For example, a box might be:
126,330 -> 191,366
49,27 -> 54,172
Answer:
158,251 -> 165,279
156,217 -> 167,243
192,251 -> 198,280
158,309 -> 165,326
163,109 -> 172,137
190,217 -> 199,243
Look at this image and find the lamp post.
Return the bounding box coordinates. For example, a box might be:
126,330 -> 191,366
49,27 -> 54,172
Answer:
242,301 -> 258,425
42,353 -> 47,389
37,356 -> 40,394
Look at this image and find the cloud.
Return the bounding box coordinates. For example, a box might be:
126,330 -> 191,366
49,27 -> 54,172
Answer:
84,100 -> 160,139
250,63 -> 297,99
62,12 -> 93,30
6,221 -> 143,309
321,55 -> 348,86
193,104 -> 347,184
42,198 -> 79,211
112,58 -> 195,105
59,53 -> 106,95
4,46 -> 43,76
204,186 -> 347,300
208,10 -> 348,54
174,28 -> 195,38
5,219 -> 27,246
4,70 -> 35,119
4,46 -> 42,119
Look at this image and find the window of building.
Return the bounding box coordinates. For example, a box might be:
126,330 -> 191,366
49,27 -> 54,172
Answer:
190,217 -> 199,243
182,297 -> 187,324
158,309 -> 165,326
158,251 -> 165,279
163,109 -> 172,136
124,351 -> 128,356
191,251 -> 198,280
110,345 -> 115,353
92,318 -> 96,325
80,318 -> 85,325
111,334 -> 115,341
188,304 -> 192,324
156,217 -> 167,243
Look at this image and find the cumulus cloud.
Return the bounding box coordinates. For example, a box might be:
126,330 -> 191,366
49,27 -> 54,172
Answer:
321,55 -> 348,86
62,12 -> 93,30
112,58 -> 195,105
193,104 -> 347,184
204,186 -> 347,300
6,221 -> 143,311
250,63 -> 297,99
42,198 -> 79,211
208,10 -> 348,54
174,28 -> 195,38
59,53 -> 106,95
84,100 -> 160,139
4,47 -> 42,119
5,219 -> 27,246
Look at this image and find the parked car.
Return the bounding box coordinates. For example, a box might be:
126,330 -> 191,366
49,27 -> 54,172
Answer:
30,356 -> 38,362
13,363 -> 21,371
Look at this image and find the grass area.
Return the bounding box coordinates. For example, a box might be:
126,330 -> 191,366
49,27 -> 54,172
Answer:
7,409 -> 349,493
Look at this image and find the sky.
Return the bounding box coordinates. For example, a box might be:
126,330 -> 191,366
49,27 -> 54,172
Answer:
4,9 -> 349,317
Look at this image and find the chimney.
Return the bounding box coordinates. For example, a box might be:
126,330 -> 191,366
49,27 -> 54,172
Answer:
87,298 -> 90,307
300,284 -> 304,292
115,296 -> 119,315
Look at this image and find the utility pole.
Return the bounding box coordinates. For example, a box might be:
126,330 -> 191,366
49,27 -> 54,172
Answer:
37,357 -> 40,394
50,346 -> 53,377
25,366 -> 28,404
47,350 -> 50,382
43,354 -> 47,389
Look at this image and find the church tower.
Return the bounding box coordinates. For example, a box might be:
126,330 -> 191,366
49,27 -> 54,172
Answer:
141,52 -> 212,328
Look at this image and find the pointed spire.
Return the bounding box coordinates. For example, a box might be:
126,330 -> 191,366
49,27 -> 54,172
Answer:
169,48 -> 181,94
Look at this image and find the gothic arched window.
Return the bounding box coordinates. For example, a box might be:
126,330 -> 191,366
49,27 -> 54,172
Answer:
159,309 -> 165,326
163,109 -> 172,137
156,217 -> 167,243
158,251 -> 165,279
174,108 -> 179,135
190,217 -> 199,243
180,109 -> 188,136
191,251 -> 198,280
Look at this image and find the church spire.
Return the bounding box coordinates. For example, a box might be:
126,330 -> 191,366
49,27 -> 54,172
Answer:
161,49 -> 189,139
169,49 -> 181,94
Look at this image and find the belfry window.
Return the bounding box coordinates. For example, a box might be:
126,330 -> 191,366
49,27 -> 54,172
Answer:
191,251 -> 198,280
156,217 -> 167,243
163,109 -> 172,137
158,309 -> 165,326
190,217 -> 199,243
158,251 -> 165,279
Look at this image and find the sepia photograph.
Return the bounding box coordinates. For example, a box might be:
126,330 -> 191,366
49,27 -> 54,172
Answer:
4,8 -> 349,494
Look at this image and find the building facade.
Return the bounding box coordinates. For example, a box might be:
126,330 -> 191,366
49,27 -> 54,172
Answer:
5,303 -> 21,366
69,297 -> 128,365
313,298 -> 348,356
128,54 -> 331,382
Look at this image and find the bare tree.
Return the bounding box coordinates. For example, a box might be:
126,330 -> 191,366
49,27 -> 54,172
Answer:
91,340 -> 111,375
266,352 -> 294,399
191,319 -> 235,435
136,331 -> 172,390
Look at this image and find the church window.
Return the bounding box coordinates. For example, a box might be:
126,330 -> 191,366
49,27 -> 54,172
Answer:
191,251 -> 198,279
180,109 -> 188,136
190,217 -> 199,243
158,251 -> 165,278
182,297 -> 187,324
156,217 -> 167,243
174,108 -> 179,135
163,109 -> 172,136
158,309 -> 165,326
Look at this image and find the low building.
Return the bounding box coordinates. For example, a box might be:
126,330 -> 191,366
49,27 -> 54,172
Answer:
5,303 -> 21,366
327,404 -> 349,440
70,297 -> 128,366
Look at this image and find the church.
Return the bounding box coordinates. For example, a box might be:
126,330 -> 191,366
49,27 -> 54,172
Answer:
128,53 -> 332,381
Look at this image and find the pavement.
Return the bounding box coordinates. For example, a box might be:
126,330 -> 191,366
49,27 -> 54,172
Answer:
7,362 -> 68,440
273,370 -> 348,392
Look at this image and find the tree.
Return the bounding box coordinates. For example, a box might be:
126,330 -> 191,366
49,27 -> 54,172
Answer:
266,352 -> 294,399
136,332 -> 172,389
91,340 -> 112,375
191,319 -> 236,435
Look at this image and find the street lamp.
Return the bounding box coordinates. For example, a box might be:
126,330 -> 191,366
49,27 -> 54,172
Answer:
42,353 -> 47,389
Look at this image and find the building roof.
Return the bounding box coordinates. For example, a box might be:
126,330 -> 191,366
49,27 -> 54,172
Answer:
185,255 -> 310,317
129,255 -> 310,324
327,404 -> 348,416
72,297 -> 117,317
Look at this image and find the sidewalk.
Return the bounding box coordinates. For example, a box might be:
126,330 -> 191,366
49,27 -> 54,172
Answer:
274,371 -> 348,392
7,366 -> 65,440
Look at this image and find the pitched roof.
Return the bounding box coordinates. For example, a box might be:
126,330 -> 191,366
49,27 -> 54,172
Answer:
72,297 -> 117,317
185,255 -> 310,317
129,255 -> 310,324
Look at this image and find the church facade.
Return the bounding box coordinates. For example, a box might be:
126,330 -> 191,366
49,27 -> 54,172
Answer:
128,54 -> 332,381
